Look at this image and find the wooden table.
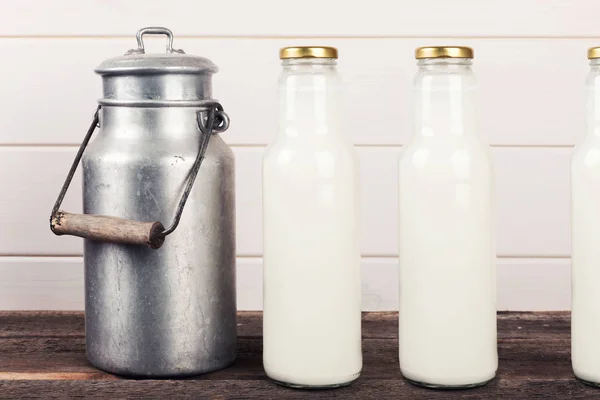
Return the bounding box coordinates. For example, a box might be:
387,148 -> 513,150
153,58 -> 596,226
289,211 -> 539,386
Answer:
0,311 -> 596,399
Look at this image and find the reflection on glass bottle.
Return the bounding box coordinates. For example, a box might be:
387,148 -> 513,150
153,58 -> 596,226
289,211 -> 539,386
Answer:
398,46 -> 498,389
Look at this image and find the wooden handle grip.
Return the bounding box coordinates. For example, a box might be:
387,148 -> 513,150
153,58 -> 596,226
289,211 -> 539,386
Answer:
51,211 -> 165,249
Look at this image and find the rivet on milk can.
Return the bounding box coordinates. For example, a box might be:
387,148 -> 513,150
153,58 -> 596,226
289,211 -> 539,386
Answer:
48,27 -> 237,377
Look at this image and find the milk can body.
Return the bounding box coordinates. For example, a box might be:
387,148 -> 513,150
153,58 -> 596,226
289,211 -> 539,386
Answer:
398,47 -> 497,388
52,28 -> 237,377
571,48 -> 600,386
262,47 -> 362,388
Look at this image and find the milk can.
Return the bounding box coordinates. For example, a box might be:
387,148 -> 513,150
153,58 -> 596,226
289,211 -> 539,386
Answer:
49,27 -> 237,377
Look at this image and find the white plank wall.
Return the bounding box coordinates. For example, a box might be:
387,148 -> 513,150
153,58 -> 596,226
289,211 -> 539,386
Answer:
1,38 -> 591,146
0,257 -> 571,312
0,0 -> 592,311
2,1 -> 599,38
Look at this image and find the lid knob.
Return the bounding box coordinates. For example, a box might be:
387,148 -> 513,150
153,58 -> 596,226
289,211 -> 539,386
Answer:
125,27 -> 185,56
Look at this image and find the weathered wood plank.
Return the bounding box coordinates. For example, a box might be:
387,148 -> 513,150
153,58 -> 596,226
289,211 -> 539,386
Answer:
359,311 -> 572,340
0,311 -> 571,339
0,311 -> 583,399
0,337 -> 574,380
0,311 -> 84,338
0,378 -> 598,400
0,311 -> 262,338
0,338 -> 266,381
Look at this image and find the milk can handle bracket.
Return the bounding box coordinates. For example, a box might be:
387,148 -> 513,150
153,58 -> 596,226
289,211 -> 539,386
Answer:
49,102 -> 229,250
125,27 -> 185,55
161,103 -> 229,236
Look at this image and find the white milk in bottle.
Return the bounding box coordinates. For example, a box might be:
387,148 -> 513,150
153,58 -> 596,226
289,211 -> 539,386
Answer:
262,46 -> 362,388
398,46 -> 498,388
571,47 -> 600,386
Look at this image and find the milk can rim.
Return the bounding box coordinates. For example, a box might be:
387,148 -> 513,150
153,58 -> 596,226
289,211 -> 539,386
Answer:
95,53 -> 219,76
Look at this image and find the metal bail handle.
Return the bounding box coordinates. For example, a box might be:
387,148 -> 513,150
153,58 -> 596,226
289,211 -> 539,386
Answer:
125,27 -> 185,55
49,102 -> 230,249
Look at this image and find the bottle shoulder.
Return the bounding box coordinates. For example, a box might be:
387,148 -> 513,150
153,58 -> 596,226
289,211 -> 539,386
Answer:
265,135 -> 355,154
263,137 -> 358,170
572,137 -> 600,169
399,136 -> 493,174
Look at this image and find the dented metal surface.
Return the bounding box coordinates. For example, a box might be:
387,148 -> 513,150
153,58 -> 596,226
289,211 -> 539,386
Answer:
81,27 -> 237,377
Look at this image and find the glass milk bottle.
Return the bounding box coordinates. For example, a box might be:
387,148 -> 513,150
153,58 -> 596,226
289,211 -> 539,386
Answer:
262,46 -> 362,389
571,47 -> 600,387
398,46 -> 498,388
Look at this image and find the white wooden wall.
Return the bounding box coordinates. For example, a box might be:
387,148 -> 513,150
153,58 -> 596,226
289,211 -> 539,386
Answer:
1,0 -> 593,311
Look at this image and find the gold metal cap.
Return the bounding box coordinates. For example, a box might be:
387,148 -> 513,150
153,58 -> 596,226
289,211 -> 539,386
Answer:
588,47 -> 600,59
415,46 -> 474,59
279,46 -> 338,60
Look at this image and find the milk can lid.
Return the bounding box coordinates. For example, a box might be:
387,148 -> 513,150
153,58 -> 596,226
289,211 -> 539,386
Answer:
95,27 -> 218,75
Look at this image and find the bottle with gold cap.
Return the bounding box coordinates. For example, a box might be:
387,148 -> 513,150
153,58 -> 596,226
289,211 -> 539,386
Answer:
571,46 -> 600,387
262,46 -> 362,388
398,46 -> 497,388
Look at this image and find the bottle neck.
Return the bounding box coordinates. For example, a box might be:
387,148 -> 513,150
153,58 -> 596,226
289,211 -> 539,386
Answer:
278,58 -> 340,138
413,58 -> 477,138
587,59 -> 600,137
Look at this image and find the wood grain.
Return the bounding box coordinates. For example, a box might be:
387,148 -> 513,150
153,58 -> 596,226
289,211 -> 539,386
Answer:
51,211 -> 165,249
1,379 -> 600,400
0,311 -> 589,399
0,337 -> 574,380
0,311 -> 571,338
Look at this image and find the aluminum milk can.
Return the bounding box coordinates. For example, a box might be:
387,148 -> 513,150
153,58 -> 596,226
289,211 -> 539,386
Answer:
49,27 -> 237,377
